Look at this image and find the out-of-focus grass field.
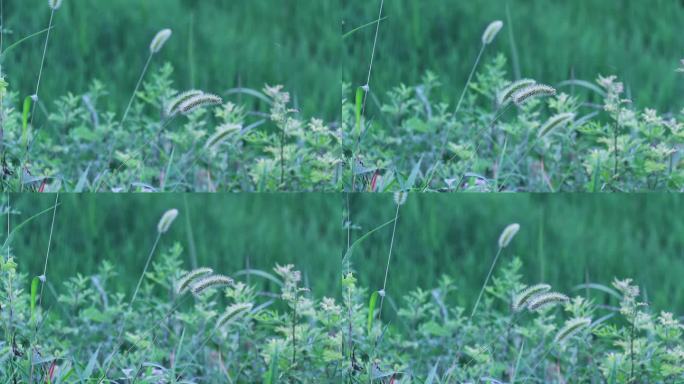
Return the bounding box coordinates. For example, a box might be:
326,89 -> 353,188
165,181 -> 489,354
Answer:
5,193 -> 684,315
349,194 -> 684,315
4,194 -> 343,297
4,0 -> 340,119
343,0 -> 684,113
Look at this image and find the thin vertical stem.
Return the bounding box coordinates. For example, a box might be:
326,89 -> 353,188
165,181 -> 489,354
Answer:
613,119 -> 618,181
121,53 -> 153,126
21,9 -> 55,189
280,125 -> 285,188
378,203 -> 400,315
0,0 -> 5,146
291,290 -> 297,366
426,44 -> 487,189
131,231 -> 161,306
38,193 -> 59,308
352,0 -> 385,191
470,247 -> 503,320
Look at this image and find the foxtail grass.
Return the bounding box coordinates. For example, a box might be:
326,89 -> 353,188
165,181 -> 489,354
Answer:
471,222 -> 520,319
526,292 -> 569,311
555,317 -> 592,344
512,283 -> 551,312
120,28 -> 172,125
427,20 -> 505,188
20,0 -> 61,190
175,267 -> 213,294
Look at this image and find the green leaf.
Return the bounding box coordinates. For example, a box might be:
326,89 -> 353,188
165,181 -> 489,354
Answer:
0,26 -> 55,58
424,361 -> 439,384
342,218 -> 396,264
264,346 -> 279,384
367,290 -> 379,334
22,96 -> 32,149
590,156 -> 601,192
30,276 -> 39,322
354,86 -> 364,138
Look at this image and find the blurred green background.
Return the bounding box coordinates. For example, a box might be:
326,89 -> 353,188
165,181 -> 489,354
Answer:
5,193 -> 684,315
349,194 -> 684,315
4,193 -> 343,298
343,0 -> 684,114
3,0 -> 340,119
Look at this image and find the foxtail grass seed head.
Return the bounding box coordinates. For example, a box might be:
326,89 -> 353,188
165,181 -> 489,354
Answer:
176,268 -> 214,294
482,20 -> 504,45
165,90 -> 204,117
555,317 -> 592,344
179,93 -> 223,115
512,284 -> 551,312
190,274 -> 234,295
498,223 -> 520,248
512,84 -> 557,106
497,79 -> 537,106
150,29 -> 172,54
393,191 -> 408,206
205,124 -> 241,149
216,302 -> 253,329
157,208 -> 179,234
527,292 -> 569,312
539,112 -> 575,138
48,0 -> 63,10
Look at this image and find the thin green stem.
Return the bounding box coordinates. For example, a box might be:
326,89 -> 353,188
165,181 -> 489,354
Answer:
121,53 -> 153,126
280,124 -> 286,189
426,44 -> 488,189
21,9 -> 55,189
38,193 -> 59,308
351,0 -> 385,191
470,247 -> 503,320
378,202 -> 400,316
131,231 -> 162,306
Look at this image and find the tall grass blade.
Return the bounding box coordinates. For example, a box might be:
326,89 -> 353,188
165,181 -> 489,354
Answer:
30,276 -> 39,322
355,86 -> 363,137
367,290 -> 379,334
22,96 -> 31,148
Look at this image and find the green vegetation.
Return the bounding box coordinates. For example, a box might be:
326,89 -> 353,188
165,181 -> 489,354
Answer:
0,0 -> 340,192
347,193 -> 684,315
4,0 -> 340,118
5,193 -> 684,313
342,0 -> 684,192
343,0 -> 684,112
3,194 -> 683,382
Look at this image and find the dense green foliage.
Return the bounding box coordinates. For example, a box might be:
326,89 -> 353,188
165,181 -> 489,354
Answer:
3,241 -> 683,382
1,65 -> 340,191
341,0 -> 684,192
342,55 -> 684,192
343,0 -> 684,113
4,0 -> 340,118
6,193 -> 684,314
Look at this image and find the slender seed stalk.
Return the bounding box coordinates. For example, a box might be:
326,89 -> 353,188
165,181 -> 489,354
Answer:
291,289 -> 297,366
130,231 -> 161,306
120,53 -> 153,126
351,0 -> 384,191
428,21 -> 503,189
38,193 -> 59,308
470,247 -> 502,319
21,7 -> 56,190
613,118 -> 619,182
280,123 -> 286,188
378,201 -> 401,316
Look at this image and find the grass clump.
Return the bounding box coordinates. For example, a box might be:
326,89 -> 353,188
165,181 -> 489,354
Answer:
0,64 -> 339,191
1,204 -> 683,382
342,53 -> 684,192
